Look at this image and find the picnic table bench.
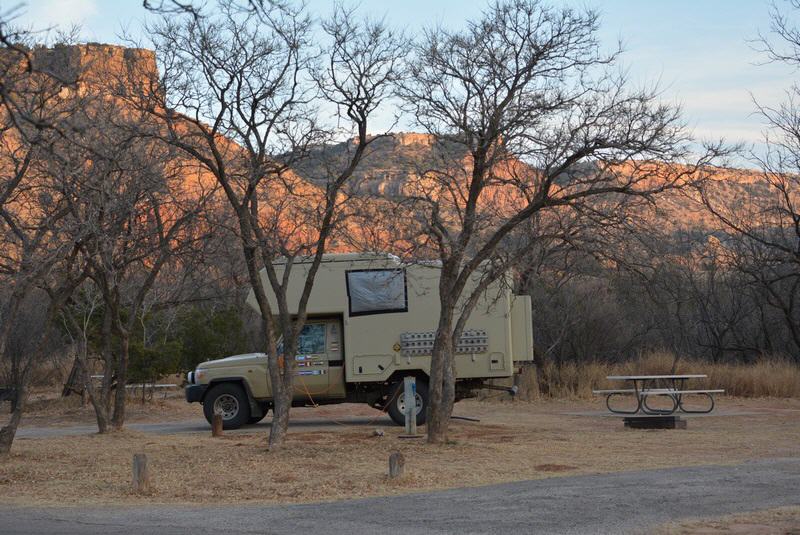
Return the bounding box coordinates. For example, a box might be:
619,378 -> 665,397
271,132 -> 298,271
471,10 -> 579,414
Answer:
87,376 -> 178,399
593,374 -> 724,415
123,382 -> 178,401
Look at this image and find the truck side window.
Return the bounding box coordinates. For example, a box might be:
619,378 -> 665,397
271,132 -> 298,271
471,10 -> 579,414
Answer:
345,268 -> 408,316
297,323 -> 326,355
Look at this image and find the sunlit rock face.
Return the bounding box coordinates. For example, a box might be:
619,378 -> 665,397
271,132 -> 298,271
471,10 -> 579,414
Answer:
3,44 -> 785,260
28,43 -> 158,97
295,132 -> 471,198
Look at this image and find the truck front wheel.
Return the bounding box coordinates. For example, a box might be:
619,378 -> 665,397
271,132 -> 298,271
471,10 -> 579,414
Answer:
203,383 -> 251,430
387,380 -> 428,427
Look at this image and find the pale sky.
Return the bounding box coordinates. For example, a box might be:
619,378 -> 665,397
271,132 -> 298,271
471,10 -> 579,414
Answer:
12,0 -> 799,154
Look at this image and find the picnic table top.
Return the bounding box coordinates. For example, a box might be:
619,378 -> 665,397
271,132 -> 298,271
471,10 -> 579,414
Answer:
606,374 -> 707,380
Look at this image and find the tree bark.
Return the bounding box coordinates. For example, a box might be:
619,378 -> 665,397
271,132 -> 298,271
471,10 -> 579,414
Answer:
99,309 -> 114,432
265,327 -> 291,450
268,391 -> 291,449
111,333 -> 129,430
240,240 -> 291,451
76,309 -> 113,434
0,386 -> 25,455
0,286 -> 25,360
267,330 -> 295,450
79,351 -> 110,434
427,313 -> 455,444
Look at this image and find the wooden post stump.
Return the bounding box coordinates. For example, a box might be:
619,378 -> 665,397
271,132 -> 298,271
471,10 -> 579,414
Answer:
389,452 -> 405,479
132,453 -> 150,494
212,413 -> 223,437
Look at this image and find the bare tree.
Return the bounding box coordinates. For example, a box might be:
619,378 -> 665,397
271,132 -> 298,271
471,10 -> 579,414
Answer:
700,175 -> 800,360
697,0 -> 800,361
133,0 -> 403,448
394,0 -> 724,443
0,36 -> 92,453
53,75 -> 214,431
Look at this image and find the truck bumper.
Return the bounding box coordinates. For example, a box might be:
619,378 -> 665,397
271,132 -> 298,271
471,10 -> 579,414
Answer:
185,384 -> 208,403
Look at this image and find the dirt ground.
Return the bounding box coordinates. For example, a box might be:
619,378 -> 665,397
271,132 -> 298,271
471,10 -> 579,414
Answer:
1,396 -> 798,509
19,388 -> 200,427
654,506 -> 800,534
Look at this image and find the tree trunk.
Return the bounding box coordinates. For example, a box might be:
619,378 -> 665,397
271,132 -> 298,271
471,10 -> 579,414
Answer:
531,350 -> 547,397
83,313 -> 114,434
0,386 -> 25,455
0,286 -> 25,360
2,310 -> 54,455
443,352 -> 457,418
86,358 -> 111,434
99,310 -> 114,432
267,346 -> 293,449
427,318 -> 455,444
111,333 -> 129,430
240,239 -> 292,451
94,401 -> 111,434
80,353 -> 111,434
268,389 -> 291,449
62,357 -> 84,398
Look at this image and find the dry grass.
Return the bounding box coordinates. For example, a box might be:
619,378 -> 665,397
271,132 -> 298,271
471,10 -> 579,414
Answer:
13,389 -> 196,428
653,506 -> 800,534
525,352 -> 800,400
1,397 -> 798,506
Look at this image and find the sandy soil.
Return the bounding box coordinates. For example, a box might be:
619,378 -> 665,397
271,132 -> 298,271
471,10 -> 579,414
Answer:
654,506 -> 800,534
1,397 -> 798,507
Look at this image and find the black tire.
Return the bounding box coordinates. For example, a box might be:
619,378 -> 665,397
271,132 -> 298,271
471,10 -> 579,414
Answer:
203,383 -> 251,430
387,380 -> 428,427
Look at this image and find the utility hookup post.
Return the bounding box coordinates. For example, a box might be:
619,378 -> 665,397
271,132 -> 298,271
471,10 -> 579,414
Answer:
400,376 -> 422,439
404,376 -> 417,435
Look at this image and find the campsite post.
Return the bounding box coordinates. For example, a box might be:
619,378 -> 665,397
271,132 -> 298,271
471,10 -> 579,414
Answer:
404,376 -> 417,435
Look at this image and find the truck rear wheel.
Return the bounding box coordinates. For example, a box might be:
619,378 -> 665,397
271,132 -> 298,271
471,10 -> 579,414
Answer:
203,383 -> 251,430
387,380 -> 428,427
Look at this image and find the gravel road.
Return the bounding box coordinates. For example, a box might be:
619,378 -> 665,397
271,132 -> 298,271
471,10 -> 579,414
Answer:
1,458 -> 798,534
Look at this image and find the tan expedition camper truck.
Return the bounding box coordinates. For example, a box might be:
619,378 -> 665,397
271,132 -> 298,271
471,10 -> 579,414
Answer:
185,253 -> 533,428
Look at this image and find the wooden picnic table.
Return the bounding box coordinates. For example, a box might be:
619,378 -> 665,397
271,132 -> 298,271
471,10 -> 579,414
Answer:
593,374 -> 724,415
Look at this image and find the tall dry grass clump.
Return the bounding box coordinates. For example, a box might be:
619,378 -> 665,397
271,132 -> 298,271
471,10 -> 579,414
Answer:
701,359 -> 800,397
529,351 -> 800,399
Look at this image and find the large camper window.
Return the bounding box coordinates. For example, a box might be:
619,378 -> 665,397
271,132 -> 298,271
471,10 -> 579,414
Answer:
346,268 -> 408,316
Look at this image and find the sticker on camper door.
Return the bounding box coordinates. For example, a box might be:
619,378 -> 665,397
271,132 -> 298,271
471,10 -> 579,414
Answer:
297,361 -> 325,368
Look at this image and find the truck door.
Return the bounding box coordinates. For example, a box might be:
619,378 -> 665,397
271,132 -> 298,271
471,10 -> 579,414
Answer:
292,319 -> 341,399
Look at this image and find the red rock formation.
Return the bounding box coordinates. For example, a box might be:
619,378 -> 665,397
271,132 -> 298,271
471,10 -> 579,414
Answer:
3,44 -> 787,259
